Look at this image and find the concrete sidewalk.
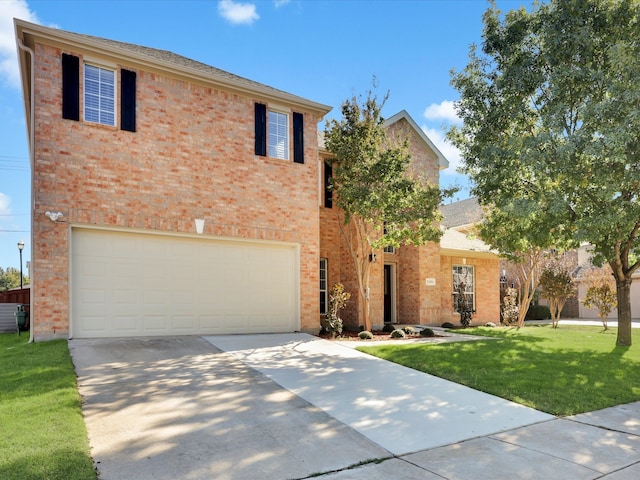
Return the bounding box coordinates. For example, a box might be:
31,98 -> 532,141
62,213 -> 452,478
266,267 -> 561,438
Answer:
71,333 -> 640,479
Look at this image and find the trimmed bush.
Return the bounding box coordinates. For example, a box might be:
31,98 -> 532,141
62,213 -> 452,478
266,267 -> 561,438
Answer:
403,326 -> 415,335
419,328 -> 435,337
526,305 -> 551,320
382,324 -> 396,333
441,322 -> 455,329
390,329 -> 406,338
358,330 -> 374,340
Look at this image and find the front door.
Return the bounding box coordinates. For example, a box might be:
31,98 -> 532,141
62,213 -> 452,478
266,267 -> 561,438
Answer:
384,264 -> 394,323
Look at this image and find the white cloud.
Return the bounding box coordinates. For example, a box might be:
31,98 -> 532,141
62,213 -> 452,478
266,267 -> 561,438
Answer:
423,100 -> 461,124
0,193 -> 11,215
421,125 -> 462,173
0,0 -> 40,89
274,0 -> 291,7
218,0 -> 259,25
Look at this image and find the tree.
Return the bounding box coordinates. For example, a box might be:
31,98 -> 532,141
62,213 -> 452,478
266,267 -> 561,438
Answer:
479,202 -> 558,328
449,0 -> 640,345
324,89 -> 447,332
582,267 -> 617,331
0,267 -> 25,291
540,260 -> 577,328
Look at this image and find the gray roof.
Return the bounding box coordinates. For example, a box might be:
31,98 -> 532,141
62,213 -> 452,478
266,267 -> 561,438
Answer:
15,19 -> 331,115
440,197 -> 483,229
440,228 -> 495,255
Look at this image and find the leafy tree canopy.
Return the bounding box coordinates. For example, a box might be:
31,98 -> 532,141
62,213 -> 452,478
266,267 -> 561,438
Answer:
449,0 -> 640,345
0,267 -> 26,292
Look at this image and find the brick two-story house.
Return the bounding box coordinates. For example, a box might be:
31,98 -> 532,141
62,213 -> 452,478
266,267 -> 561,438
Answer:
16,19 -> 332,340
16,20 -> 500,341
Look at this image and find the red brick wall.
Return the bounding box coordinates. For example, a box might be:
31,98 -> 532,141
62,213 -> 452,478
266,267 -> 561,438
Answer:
31,42 -> 322,339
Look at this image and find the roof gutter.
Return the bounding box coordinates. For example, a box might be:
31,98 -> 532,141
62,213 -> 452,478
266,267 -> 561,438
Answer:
16,30 -> 35,344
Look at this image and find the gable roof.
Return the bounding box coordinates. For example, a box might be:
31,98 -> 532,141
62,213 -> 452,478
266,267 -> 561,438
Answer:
440,228 -> 497,258
383,110 -> 449,170
440,197 -> 483,229
14,19 -> 332,116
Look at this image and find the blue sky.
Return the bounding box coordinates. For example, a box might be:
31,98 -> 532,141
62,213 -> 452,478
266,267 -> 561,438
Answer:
0,0 -> 528,270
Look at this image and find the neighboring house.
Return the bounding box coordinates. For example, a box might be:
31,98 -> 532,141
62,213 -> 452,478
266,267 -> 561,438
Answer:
16,19 -> 331,340
16,21 -> 502,341
574,245 -> 640,319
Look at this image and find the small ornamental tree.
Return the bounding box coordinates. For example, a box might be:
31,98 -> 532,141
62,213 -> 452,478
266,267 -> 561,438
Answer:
324,88 -> 450,332
540,261 -> 577,329
582,268 -> 617,331
325,283 -> 351,338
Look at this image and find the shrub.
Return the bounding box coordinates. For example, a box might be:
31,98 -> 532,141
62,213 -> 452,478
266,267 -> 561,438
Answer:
419,328 -> 435,337
382,324 -> 396,333
324,283 -> 350,337
441,322 -> 455,329
390,329 -> 406,338
581,267 -> 617,331
358,330 -> 374,340
501,287 -> 519,325
403,326 -> 415,335
525,305 -> 551,320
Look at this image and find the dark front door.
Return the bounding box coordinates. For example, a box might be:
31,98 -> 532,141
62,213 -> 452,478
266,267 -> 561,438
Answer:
384,264 -> 393,323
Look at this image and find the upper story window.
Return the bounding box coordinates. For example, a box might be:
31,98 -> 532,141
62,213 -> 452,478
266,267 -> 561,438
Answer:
324,161 -> 333,208
61,53 -> 136,132
84,64 -> 116,126
268,110 -> 289,160
255,102 -> 304,163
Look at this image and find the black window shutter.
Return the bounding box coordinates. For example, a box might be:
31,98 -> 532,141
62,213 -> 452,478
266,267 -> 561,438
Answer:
121,69 -> 136,132
255,102 -> 267,156
324,161 -> 333,208
61,54 -> 79,121
293,112 -> 304,164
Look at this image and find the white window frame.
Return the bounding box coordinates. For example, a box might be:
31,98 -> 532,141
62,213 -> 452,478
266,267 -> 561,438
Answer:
268,109 -> 289,160
452,264 -> 475,312
84,63 -> 116,126
320,258 -> 328,315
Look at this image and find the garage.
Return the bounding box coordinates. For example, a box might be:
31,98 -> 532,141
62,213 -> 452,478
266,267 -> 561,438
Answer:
71,228 -> 299,338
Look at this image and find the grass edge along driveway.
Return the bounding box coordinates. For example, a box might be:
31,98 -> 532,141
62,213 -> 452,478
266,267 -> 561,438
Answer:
0,334 -> 96,480
358,325 -> 640,417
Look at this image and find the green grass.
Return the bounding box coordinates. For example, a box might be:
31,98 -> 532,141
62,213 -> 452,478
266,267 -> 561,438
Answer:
357,325 -> 640,416
0,334 -> 96,480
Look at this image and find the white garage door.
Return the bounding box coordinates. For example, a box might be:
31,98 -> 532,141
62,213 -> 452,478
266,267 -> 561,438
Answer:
71,229 -> 299,338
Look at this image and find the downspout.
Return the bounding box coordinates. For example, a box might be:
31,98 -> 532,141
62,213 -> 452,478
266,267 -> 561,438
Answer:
17,38 -> 35,343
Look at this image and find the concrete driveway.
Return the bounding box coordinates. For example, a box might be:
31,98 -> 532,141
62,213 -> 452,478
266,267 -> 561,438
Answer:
70,333 -> 640,479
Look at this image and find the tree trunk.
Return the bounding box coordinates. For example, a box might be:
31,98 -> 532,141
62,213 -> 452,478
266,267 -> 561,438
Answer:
616,277 -> 633,346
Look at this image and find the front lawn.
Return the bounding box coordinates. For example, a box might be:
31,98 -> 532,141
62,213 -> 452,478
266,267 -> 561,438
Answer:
358,325 -> 640,416
0,334 -> 96,480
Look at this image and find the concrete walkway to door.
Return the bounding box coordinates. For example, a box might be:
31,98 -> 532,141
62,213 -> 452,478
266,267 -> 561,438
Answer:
205,333 -> 553,455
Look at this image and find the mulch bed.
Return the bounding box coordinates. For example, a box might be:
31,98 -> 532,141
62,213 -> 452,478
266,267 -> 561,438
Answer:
317,329 -> 446,341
